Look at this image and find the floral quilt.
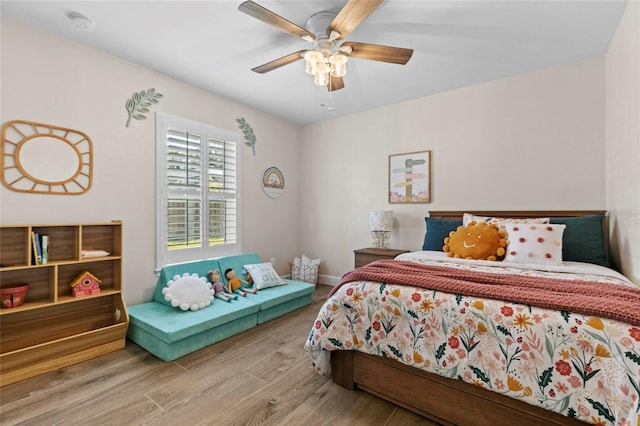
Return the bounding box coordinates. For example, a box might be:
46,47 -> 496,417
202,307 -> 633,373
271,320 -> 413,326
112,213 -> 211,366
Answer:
305,252 -> 640,426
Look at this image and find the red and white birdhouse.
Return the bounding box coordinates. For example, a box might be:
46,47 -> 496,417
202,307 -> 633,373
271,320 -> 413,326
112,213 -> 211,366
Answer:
70,271 -> 101,297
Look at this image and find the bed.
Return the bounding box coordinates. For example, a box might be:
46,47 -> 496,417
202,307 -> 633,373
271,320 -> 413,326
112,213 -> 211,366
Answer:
304,211 -> 640,426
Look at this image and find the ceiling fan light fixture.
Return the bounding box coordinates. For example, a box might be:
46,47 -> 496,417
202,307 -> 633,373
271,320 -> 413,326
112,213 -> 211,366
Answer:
305,46 -> 347,85
305,61 -> 316,75
313,64 -> 330,86
329,53 -> 348,77
239,1 -> 411,92
304,50 -> 323,75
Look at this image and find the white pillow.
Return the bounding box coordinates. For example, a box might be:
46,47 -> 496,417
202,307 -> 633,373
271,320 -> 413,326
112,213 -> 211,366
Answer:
244,262 -> 287,289
463,213 -> 549,230
302,254 -> 321,268
504,223 -> 566,266
162,273 -> 214,311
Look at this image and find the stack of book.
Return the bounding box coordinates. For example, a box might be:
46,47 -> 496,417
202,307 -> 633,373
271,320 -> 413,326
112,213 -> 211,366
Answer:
31,232 -> 49,265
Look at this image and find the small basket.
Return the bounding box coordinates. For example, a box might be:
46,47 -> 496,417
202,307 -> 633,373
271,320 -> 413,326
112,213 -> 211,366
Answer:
1,284 -> 29,308
290,263 -> 319,285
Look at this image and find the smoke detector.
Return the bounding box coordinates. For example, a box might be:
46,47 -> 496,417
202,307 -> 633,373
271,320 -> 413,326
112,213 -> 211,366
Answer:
68,12 -> 95,32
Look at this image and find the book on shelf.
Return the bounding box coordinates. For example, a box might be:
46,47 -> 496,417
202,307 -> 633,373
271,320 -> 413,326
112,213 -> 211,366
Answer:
41,235 -> 49,264
31,231 -> 42,265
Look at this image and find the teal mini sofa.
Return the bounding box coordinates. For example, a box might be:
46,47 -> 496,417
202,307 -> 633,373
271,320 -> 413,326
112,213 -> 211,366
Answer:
127,253 -> 315,361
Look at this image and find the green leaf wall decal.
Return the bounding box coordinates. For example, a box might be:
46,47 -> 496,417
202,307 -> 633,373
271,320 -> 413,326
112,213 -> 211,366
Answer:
236,117 -> 256,155
125,88 -> 163,127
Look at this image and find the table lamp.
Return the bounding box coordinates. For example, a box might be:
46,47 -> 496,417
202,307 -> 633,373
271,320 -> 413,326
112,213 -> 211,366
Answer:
369,211 -> 393,249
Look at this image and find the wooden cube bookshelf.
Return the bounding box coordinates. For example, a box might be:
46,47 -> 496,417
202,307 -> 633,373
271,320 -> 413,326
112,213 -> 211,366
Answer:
0,222 -> 128,386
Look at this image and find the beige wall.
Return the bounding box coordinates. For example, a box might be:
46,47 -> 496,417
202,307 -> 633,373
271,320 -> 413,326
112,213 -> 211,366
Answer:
0,16 -> 302,305
300,58 -> 608,283
606,0 -> 640,284
2,2 -> 638,305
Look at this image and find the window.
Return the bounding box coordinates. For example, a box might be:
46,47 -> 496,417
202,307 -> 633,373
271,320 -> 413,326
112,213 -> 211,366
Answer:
156,113 -> 241,268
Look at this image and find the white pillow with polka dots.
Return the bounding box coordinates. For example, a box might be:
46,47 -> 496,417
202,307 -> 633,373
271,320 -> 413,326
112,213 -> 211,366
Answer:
504,223 -> 566,266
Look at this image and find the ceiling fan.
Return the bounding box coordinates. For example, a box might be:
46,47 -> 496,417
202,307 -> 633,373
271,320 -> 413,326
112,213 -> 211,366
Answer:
238,0 -> 413,92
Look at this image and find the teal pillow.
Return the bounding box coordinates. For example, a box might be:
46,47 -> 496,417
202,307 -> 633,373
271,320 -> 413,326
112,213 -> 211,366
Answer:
423,218 -> 463,251
549,214 -> 609,267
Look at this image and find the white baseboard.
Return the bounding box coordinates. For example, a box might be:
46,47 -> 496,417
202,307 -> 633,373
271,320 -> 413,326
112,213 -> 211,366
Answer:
317,274 -> 339,287
283,273 -> 339,287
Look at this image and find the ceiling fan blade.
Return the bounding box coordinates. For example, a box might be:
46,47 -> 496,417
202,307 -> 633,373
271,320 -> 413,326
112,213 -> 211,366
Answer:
327,0 -> 383,41
251,50 -> 306,74
327,75 -> 345,92
239,1 -> 316,42
341,42 -> 413,65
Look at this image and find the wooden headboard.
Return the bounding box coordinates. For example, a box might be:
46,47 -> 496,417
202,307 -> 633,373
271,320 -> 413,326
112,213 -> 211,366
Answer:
428,210 -> 606,220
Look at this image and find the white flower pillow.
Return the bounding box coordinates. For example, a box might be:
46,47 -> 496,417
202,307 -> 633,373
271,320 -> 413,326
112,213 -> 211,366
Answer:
504,223 -> 566,266
162,273 -> 214,311
244,263 -> 287,289
463,213 -> 549,231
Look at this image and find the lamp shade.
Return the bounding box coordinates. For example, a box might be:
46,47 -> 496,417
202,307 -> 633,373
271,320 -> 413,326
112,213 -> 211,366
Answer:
369,211 -> 393,231
330,54 -> 348,77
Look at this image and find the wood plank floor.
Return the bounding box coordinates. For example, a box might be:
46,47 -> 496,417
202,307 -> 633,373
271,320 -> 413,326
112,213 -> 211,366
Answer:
0,285 -> 438,425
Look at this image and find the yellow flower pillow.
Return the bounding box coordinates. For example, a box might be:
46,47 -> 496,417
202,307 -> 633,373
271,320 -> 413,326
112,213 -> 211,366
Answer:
443,221 -> 507,261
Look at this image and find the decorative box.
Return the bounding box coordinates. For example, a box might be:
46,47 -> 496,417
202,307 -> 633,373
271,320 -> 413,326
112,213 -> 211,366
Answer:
1,284 -> 29,308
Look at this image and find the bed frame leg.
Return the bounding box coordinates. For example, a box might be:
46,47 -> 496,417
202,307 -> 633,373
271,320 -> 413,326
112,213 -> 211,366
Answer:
330,351 -> 355,390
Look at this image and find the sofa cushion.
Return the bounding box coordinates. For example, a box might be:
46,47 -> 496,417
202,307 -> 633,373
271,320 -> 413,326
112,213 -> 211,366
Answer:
127,303 -> 259,361
249,279 -> 314,309
251,279 -> 315,324
153,258 -> 220,306
217,253 -> 260,286
128,297 -> 259,344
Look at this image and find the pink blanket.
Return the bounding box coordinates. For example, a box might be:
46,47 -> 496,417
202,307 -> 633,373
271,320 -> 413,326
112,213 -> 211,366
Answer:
333,260 -> 640,326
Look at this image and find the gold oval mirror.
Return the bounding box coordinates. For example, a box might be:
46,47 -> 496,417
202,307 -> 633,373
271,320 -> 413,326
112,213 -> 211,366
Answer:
18,135 -> 81,183
1,120 -> 93,194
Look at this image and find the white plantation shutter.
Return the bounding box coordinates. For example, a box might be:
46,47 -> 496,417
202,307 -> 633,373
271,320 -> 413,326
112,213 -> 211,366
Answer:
156,113 -> 241,268
166,129 -> 202,248
207,137 -> 237,244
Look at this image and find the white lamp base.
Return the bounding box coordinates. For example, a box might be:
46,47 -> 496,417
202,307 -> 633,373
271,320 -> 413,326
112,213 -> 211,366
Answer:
371,231 -> 391,249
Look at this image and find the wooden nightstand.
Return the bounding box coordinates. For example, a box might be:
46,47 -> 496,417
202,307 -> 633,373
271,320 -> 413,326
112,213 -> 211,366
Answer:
354,248 -> 410,268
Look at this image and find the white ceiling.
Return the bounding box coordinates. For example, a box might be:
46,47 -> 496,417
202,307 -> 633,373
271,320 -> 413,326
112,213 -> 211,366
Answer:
1,1 -> 628,125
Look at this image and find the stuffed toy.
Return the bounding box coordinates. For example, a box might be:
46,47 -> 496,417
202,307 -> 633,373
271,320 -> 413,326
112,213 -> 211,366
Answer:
443,221 -> 507,261
224,268 -> 257,297
207,269 -> 236,302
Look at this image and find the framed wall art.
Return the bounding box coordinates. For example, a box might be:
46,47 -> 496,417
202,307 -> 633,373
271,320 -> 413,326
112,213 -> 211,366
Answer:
388,150 -> 431,203
262,166 -> 284,198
